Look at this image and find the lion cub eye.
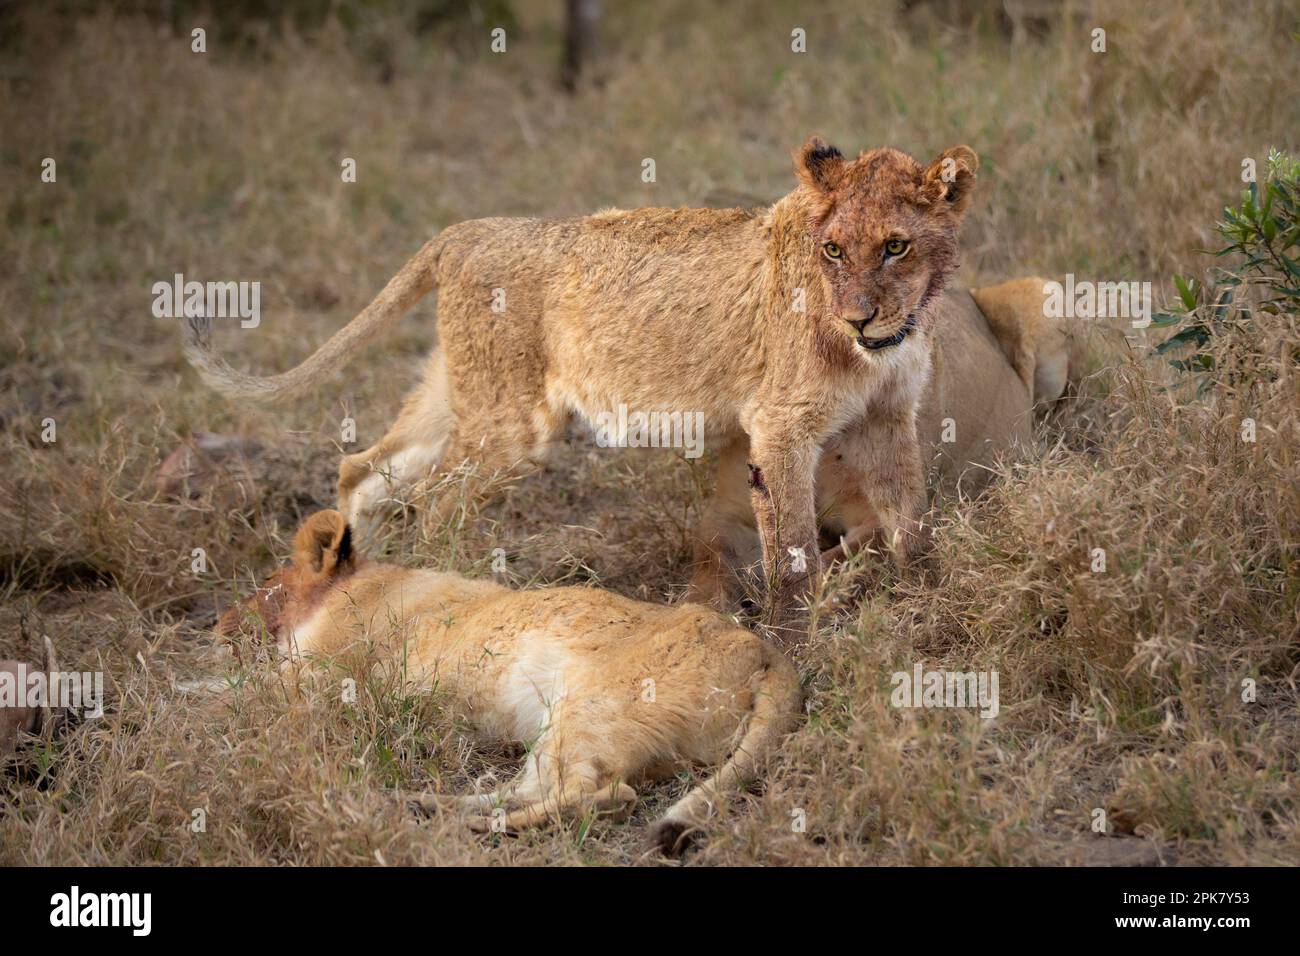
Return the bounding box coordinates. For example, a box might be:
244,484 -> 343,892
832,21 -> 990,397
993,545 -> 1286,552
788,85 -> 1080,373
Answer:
823,241 -> 842,260
884,238 -> 909,257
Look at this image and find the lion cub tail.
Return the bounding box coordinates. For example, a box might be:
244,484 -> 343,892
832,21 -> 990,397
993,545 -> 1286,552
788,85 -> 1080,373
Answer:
650,643 -> 803,855
180,234 -> 447,404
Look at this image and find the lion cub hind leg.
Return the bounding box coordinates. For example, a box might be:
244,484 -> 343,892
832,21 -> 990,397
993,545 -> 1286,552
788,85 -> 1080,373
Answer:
463,742 -> 638,834
338,350 -> 456,539
686,436 -> 762,609
466,779 -> 638,834
405,783 -> 521,817
416,398 -> 565,530
648,647 -> 802,857
338,351 -> 565,539
460,712 -> 638,835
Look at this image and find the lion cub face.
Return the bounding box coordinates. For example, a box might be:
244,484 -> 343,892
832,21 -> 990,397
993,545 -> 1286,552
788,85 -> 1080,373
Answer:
795,137 -> 978,353
215,510 -> 358,656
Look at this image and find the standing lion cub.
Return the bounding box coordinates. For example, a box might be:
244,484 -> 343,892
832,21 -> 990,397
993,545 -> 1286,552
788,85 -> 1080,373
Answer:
215,509 -> 802,854
183,137 -> 978,619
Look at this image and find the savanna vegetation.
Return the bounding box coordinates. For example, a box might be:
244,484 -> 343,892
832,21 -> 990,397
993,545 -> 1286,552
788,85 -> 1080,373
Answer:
1,0 -> 1296,864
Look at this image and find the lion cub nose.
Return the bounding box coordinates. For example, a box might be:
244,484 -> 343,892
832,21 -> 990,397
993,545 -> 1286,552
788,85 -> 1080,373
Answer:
845,303 -> 879,332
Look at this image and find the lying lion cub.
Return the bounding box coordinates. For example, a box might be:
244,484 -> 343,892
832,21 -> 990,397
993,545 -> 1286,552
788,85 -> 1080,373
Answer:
183,136 -> 978,616
215,510 -> 802,853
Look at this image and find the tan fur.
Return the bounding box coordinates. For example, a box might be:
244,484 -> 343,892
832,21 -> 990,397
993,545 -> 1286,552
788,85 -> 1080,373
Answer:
215,510 -> 802,854
971,276 -> 1083,407
686,278 -> 1088,610
183,138 -> 978,622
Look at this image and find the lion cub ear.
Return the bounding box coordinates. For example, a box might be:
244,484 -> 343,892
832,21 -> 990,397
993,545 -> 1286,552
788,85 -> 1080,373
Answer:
292,509 -> 355,576
794,136 -> 846,193
922,146 -> 979,214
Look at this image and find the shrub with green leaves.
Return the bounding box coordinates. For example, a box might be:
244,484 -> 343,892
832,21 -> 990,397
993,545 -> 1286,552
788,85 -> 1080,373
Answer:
1153,148 -> 1300,380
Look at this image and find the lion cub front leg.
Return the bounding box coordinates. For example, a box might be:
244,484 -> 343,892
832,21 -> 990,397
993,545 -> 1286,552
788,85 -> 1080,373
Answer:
822,411 -> 930,571
745,423 -> 822,634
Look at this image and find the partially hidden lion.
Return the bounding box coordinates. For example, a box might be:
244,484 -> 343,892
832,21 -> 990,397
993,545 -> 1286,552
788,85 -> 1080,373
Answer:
214,509 -> 802,855
685,275 -> 1093,610
182,137 -> 980,621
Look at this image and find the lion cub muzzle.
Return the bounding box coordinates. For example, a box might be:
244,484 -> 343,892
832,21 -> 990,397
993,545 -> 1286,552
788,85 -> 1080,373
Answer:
859,313 -> 917,351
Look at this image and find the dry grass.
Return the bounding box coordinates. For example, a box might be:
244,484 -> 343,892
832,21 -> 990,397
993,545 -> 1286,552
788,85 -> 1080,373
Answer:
1,0 -> 1297,865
